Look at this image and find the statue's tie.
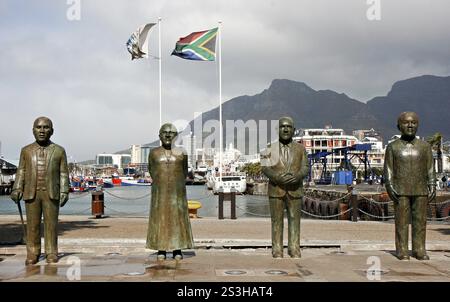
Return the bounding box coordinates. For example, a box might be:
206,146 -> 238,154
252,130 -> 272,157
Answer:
282,146 -> 288,165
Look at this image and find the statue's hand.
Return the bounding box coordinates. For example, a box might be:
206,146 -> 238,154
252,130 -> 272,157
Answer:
428,185 -> 436,202
386,185 -> 399,202
278,172 -> 293,185
272,173 -> 283,185
60,193 -> 69,207
284,173 -> 301,185
10,191 -> 22,204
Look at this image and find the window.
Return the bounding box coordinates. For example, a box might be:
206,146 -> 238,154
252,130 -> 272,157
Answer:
121,156 -> 131,166
98,155 -> 113,165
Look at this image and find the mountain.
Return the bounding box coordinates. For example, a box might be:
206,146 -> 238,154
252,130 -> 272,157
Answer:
367,75 -> 450,140
143,75 -> 450,153
194,79 -> 378,129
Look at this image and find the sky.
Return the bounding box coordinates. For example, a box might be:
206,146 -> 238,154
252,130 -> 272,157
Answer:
1,0 -> 450,162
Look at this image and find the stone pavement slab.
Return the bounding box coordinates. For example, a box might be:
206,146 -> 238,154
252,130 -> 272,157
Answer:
1,247 -> 449,282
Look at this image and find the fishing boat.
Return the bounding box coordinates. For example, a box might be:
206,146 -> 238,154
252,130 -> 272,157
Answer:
69,179 -> 89,192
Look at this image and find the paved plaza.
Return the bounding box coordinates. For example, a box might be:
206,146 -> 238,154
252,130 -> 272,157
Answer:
1,216 -> 449,282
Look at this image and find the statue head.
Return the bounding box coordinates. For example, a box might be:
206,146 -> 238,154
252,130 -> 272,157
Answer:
159,123 -> 178,149
33,116 -> 53,146
278,116 -> 295,144
397,111 -> 419,140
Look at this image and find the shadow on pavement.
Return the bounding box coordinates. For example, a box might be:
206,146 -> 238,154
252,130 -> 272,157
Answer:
0,220 -> 109,245
434,228 -> 450,235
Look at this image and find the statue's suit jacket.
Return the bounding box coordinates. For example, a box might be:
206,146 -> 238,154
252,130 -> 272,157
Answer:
261,141 -> 309,198
13,142 -> 69,201
384,137 -> 436,196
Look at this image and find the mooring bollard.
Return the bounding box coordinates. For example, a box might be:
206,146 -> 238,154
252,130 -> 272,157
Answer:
218,189 -> 237,220
91,190 -> 104,218
351,188 -> 359,222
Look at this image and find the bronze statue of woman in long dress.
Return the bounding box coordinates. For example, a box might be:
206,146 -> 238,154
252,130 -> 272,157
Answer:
146,123 -> 194,260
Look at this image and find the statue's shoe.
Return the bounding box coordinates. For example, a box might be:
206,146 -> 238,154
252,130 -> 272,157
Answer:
272,252 -> 283,258
25,256 -> 39,265
173,250 -> 183,260
289,252 -> 301,259
157,251 -> 166,260
413,253 -> 430,260
396,253 -> 410,260
46,254 -> 58,264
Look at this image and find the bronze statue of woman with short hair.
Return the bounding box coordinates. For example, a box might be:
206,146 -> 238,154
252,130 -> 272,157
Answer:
384,112 -> 436,260
146,123 -> 194,260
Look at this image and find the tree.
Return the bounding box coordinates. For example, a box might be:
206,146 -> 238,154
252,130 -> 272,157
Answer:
427,132 -> 443,173
242,162 -> 263,179
371,167 -> 383,177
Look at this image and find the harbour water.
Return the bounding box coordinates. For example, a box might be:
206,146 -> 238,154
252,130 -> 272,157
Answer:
0,186 -> 271,218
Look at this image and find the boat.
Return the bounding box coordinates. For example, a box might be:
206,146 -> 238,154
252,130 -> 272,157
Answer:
206,172 -> 215,190
120,176 -> 152,186
69,178 -> 89,193
211,173 -> 247,194
100,176 -> 114,188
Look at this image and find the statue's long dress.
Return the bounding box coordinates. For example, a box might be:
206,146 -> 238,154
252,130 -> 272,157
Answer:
146,147 -> 194,250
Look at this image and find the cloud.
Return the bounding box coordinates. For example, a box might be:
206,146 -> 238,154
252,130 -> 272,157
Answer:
1,0 -> 449,160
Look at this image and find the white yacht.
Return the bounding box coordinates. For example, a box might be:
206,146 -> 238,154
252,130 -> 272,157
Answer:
211,173 -> 247,194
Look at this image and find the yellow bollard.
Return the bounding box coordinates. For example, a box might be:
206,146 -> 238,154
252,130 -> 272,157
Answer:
188,200 -> 202,218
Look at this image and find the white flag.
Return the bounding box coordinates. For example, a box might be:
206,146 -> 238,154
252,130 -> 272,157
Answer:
126,23 -> 156,60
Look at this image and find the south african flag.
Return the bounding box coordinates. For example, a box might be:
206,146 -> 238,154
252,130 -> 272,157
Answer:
171,28 -> 218,61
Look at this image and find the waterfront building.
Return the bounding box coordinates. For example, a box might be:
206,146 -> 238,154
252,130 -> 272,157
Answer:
293,127 -> 358,171
352,128 -> 383,142
0,157 -> 18,184
129,143 -> 159,172
213,143 -> 241,170
193,148 -> 214,168
237,153 -> 260,165
387,134 -> 421,145
180,133 -> 196,169
443,141 -> 450,173
95,153 -> 131,170
293,127 -> 387,181
357,136 -> 385,169
443,151 -> 450,173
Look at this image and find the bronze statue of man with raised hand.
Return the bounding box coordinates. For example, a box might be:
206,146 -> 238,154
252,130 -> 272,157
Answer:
11,117 -> 70,265
384,112 -> 436,260
262,117 -> 309,258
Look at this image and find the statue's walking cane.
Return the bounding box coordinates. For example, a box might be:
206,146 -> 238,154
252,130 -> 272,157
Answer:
17,200 -> 27,244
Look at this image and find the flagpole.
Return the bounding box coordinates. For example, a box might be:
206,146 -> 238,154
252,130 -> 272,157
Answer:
218,21 -> 223,183
158,17 -> 162,128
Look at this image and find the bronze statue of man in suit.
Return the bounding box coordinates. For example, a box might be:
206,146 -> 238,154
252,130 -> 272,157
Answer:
11,117 -> 69,265
146,123 -> 194,261
384,112 -> 436,260
262,117 -> 309,258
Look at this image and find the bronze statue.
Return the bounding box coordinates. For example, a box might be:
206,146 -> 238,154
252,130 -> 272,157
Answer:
146,123 -> 194,260
261,117 -> 309,258
10,117 -> 69,265
384,112 -> 436,260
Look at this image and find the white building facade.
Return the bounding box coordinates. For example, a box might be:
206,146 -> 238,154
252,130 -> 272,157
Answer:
96,153 -> 131,170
